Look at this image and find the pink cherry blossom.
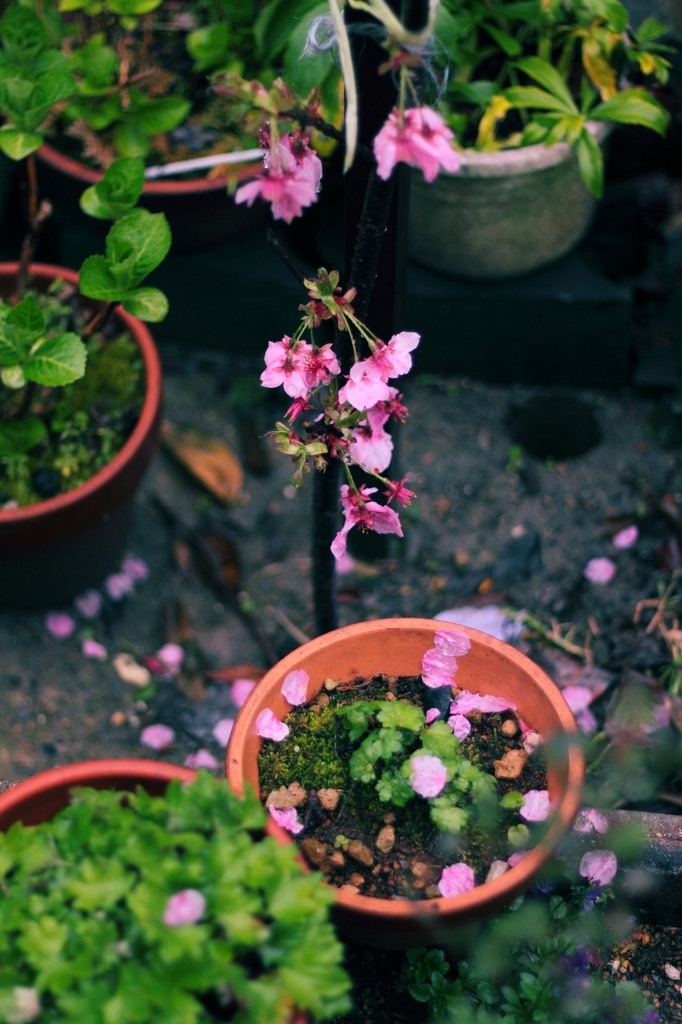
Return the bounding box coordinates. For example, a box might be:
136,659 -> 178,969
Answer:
335,552 -> 356,575
579,849 -> 617,886
337,362 -> 391,411
612,525 -> 638,549
338,333 -> 420,411
331,484 -> 403,560
425,707 -> 440,724
256,708 -> 289,742
374,106 -> 461,183
184,749 -> 219,769
507,850 -> 529,867
350,406 -> 394,473
447,714 -> 472,741
307,343 -> 340,388
523,730 -> 543,755
268,805 -> 304,834
141,723 -> 175,751
235,169 -> 317,223
122,555 -> 149,582
434,629 -> 471,658
74,589 -> 102,620
231,679 -> 256,707
82,638 -> 107,660
574,808 -> 609,834
368,332 -> 421,380
383,477 -> 416,507
266,132 -> 323,192
584,557 -> 617,585
450,690 -> 517,715
438,862 -> 475,897
421,646 -> 457,689
212,718 -> 234,747
105,572 -> 135,601
281,669 -> 309,706
163,889 -> 206,926
45,612 -> 75,639
156,643 -> 184,677
562,686 -> 593,714
410,754 -> 448,797
261,337 -> 314,399
519,789 -> 550,822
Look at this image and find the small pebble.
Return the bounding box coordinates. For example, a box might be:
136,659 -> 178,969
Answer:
340,884 -> 360,894
349,873 -> 365,888
32,467 -> 60,497
500,719 -> 518,737
486,860 -> 510,883
348,840 -> 374,868
376,825 -> 395,854
323,678 -> 339,690
383,812 -> 396,824
493,748 -> 528,780
315,692 -> 330,709
110,711 -> 126,727
664,964 -> 681,981
318,788 -> 341,810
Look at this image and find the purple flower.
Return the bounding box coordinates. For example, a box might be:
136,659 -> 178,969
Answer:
438,862 -> 475,897
584,557 -> 616,585
231,679 -> 256,707
579,849 -> 617,886
256,709 -> 289,742
281,669 -> 309,706
421,646 -> 457,688
434,629 -> 471,657
580,882 -> 603,912
184,749 -> 219,770
641,1010 -> 659,1024
74,589 -> 102,620
574,808 -> 609,835
268,805 -> 304,834
45,612 -> 75,639
82,638 -> 107,660
105,572 -> 135,601
140,724 -> 175,751
410,754 -> 448,798
156,643 -> 184,677
163,889 -> 206,926
122,555 -> 150,582
612,526 -> 638,550
425,707 -> 440,724
450,690 -> 516,715
447,714 -> 472,741
212,718 -> 234,747
519,789 -> 550,822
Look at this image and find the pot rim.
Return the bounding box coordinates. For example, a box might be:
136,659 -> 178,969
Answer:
38,142 -> 249,196
432,120 -> 611,179
0,262 -> 161,525
227,617 -> 585,922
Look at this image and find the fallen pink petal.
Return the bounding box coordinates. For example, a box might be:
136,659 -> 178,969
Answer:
156,643 -> 184,676
519,789 -> 550,822
522,731 -> 543,755
507,850 -> 529,867
163,889 -> 206,926
438,862 -> 475,897
579,849 -> 618,886
256,708 -> 290,742
74,589 -> 102,620
612,525 -> 638,549
434,629 -> 471,657
451,690 -> 517,715
281,668 -> 309,706
410,754 -> 448,798
268,805 -> 304,834
561,686 -> 593,714
425,707 -> 441,724
574,808 -> 609,834
82,638 -> 107,660
184,749 -> 219,769
421,646 -> 458,688
122,555 -> 150,582
141,724 -> 175,751
45,612 -> 75,639
212,718 -> 234,747
105,572 -> 135,601
576,707 -> 598,735
231,679 -> 257,707
448,714 -> 472,741
584,557 -> 617,585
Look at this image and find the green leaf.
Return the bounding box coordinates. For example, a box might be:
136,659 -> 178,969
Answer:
449,80 -> 498,107
507,823 -> 530,848
121,287 -> 168,322
430,804 -> 467,833
283,3 -> 334,98
106,209 -> 171,285
0,415 -> 46,456
24,332 -> 87,385
0,5 -> 47,65
66,858 -> 134,910
0,124 -> 42,160
6,295 -> 45,335
591,88 -> 670,136
513,56 -> 578,112
503,86 -> 573,115
112,119 -> 151,158
576,126 -> 604,198
604,0 -> 628,32
78,255 -> 124,300
483,23 -> 522,57
107,0 -> 163,15
637,17 -> 670,42
376,700 -> 424,733
335,700 -> 381,742
254,0 -> 321,60
130,95 -> 191,135
499,791 -> 524,809
187,22 -> 229,73
1,365 -> 26,388
80,155 -> 145,220
421,720 -> 460,760
375,766 -> 414,806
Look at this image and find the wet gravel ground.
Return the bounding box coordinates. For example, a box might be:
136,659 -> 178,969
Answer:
609,925 -> 682,1022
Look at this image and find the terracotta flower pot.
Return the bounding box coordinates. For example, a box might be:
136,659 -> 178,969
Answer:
0,262 -> 162,609
0,760 -> 307,1024
227,617 -> 585,949
37,144 -> 269,253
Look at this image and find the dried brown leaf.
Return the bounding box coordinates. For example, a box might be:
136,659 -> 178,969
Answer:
205,663 -> 266,683
162,421 -> 243,504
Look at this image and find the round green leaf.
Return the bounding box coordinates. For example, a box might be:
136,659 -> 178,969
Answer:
121,287 -> 168,322
24,332 -> 87,386
0,414 -> 46,455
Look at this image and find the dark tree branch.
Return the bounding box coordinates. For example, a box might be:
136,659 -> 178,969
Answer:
280,108 -> 374,162
312,454 -> 340,635
267,229 -> 308,288
347,169 -> 397,323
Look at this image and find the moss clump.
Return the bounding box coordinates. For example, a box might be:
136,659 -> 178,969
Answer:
259,706 -> 348,793
65,335 -> 142,412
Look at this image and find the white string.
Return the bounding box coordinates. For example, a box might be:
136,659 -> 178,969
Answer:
144,148 -> 263,180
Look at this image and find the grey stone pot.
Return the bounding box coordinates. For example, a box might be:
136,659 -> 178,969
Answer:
409,122 -> 610,282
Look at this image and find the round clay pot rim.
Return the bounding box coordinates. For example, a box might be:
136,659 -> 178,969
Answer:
435,120 -> 611,179
38,142 -> 246,196
228,616 -> 585,921
0,262 -> 161,525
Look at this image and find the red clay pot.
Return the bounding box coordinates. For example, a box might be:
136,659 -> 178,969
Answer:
0,760 -> 307,1024
227,617 -> 585,949
37,143 -> 269,253
0,262 -> 162,609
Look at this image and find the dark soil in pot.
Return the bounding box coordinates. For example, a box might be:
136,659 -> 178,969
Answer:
258,673 -> 548,900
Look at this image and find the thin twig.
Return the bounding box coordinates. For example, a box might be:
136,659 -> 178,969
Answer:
13,199 -> 52,302
266,229 -> 308,287
4,381 -> 35,423
280,108 -> 345,145
264,604 -> 311,646
656,792 -> 682,808
81,301 -> 118,340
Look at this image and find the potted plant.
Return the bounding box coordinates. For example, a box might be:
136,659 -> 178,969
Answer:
0,760 -> 351,1023
0,72 -> 171,608
409,0 -> 673,279
227,618 -> 584,948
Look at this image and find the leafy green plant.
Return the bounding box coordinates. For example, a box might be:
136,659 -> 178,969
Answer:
0,771 -> 351,1024
58,0 -> 164,32
336,699 -> 498,834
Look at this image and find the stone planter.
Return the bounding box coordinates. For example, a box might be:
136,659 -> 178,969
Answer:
409,122 -> 610,281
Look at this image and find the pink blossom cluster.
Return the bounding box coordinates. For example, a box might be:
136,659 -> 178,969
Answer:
235,132 -> 322,223
374,107 -> 460,183
331,484 -> 403,559
261,336 -> 340,399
